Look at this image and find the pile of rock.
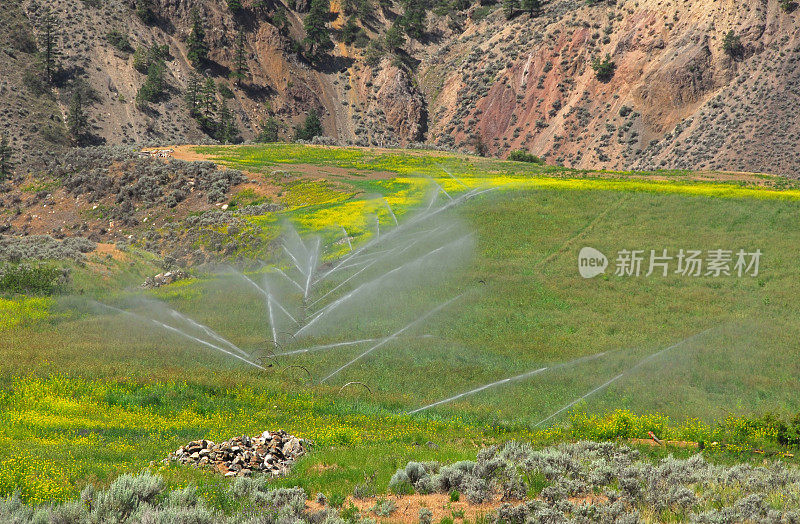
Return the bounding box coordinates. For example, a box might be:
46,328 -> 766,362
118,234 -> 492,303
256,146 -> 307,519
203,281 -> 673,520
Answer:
142,269 -> 188,288
169,430 -> 307,478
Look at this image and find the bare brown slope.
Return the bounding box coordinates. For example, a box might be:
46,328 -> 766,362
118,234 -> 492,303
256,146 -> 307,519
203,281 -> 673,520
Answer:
2,0 -> 800,175
422,0 -> 800,174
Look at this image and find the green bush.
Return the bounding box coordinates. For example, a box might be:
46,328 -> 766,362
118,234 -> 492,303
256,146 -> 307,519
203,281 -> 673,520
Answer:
294,109 -> 324,141
722,30 -> 744,57
591,53 -> 616,81
0,263 -> 66,295
105,30 -> 132,53
508,150 -> 543,163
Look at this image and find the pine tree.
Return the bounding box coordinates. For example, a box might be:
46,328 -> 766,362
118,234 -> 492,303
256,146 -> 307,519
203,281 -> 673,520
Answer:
256,116 -> 283,142
231,31 -> 249,86
187,9 -> 209,67
272,6 -> 289,33
294,109 -> 323,141
399,0 -> 426,40
384,21 -> 406,51
136,59 -> 166,106
521,0 -> 539,17
502,0 -> 516,19
135,0 -> 157,24
303,0 -> 334,61
67,90 -> 89,145
184,73 -> 202,116
201,77 -> 218,121
39,7 -> 61,84
0,133 -> 14,181
216,100 -> 240,143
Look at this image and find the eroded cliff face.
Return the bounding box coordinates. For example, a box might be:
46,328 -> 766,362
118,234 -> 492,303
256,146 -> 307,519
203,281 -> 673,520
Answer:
421,0 -> 800,174
2,0 -> 799,174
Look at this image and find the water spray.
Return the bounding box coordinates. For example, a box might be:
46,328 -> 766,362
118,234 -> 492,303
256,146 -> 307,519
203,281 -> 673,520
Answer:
532,327 -> 717,428
339,225 -> 353,251
274,267 -> 304,293
383,198 -> 399,225
319,294 -> 464,383
167,309 -> 250,358
94,302 -> 265,370
295,235 -> 471,338
408,351 -> 609,414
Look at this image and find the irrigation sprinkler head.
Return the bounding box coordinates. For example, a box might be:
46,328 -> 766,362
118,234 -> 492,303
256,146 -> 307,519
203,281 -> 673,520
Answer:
251,346 -> 282,368
277,331 -> 297,342
280,365 -> 314,385
337,381 -> 373,395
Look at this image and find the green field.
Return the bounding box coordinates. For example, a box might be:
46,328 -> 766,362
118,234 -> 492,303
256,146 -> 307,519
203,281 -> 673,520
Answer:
3,144 -> 800,507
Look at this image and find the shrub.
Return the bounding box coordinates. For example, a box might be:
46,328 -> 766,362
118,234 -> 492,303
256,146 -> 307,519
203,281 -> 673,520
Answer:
105,30 -> 132,53
0,235 -> 95,262
418,507 -> 433,524
591,53 -> 616,81
88,471 -> 164,522
0,263 -> 66,295
352,481 -> 375,500
722,30 -> 744,57
370,498 -> 396,517
508,150 -> 542,163
388,470 -> 414,494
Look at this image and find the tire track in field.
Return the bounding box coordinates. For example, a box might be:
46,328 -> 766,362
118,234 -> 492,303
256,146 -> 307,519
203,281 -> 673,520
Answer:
532,192 -> 632,272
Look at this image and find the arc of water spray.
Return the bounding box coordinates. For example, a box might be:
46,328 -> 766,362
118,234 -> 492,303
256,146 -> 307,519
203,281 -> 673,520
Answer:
431,180 -> 453,200
229,269 -> 296,347
436,164 -> 471,190
533,327 -> 717,428
310,228 -> 451,307
268,295 -> 298,325
383,199 -> 399,225
408,351 -> 609,415
274,338 -> 381,357
425,190 -> 439,211
319,294 -> 463,383
314,185 -> 490,287
339,225 -> 353,251
274,335 -> 434,357
307,260 -> 379,309
168,310 -> 250,358
314,223 -> 451,286
274,268 -> 304,293
410,368 -> 548,414
282,244 -> 307,277
95,302 -> 265,370
296,235 -> 471,338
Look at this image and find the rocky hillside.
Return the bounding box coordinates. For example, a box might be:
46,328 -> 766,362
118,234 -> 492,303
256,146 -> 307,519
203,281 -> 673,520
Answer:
1,0 -> 799,174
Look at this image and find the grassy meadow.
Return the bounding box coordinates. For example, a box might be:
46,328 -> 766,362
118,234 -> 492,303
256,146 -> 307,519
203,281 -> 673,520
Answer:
3,144 -> 800,508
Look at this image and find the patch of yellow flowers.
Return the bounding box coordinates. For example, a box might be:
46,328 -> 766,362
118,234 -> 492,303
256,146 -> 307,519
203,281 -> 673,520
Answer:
0,297 -> 52,332
0,375 -> 487,503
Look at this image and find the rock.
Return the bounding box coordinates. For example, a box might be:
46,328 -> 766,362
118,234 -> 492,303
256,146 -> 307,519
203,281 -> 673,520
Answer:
142,269 -> 188,289
168,430 -> 308,478
283,437 -> 301,456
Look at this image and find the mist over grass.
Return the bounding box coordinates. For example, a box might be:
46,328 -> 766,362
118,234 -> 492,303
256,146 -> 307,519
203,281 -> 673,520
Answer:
4,144 -> 800,505
8,186 -> 799,427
